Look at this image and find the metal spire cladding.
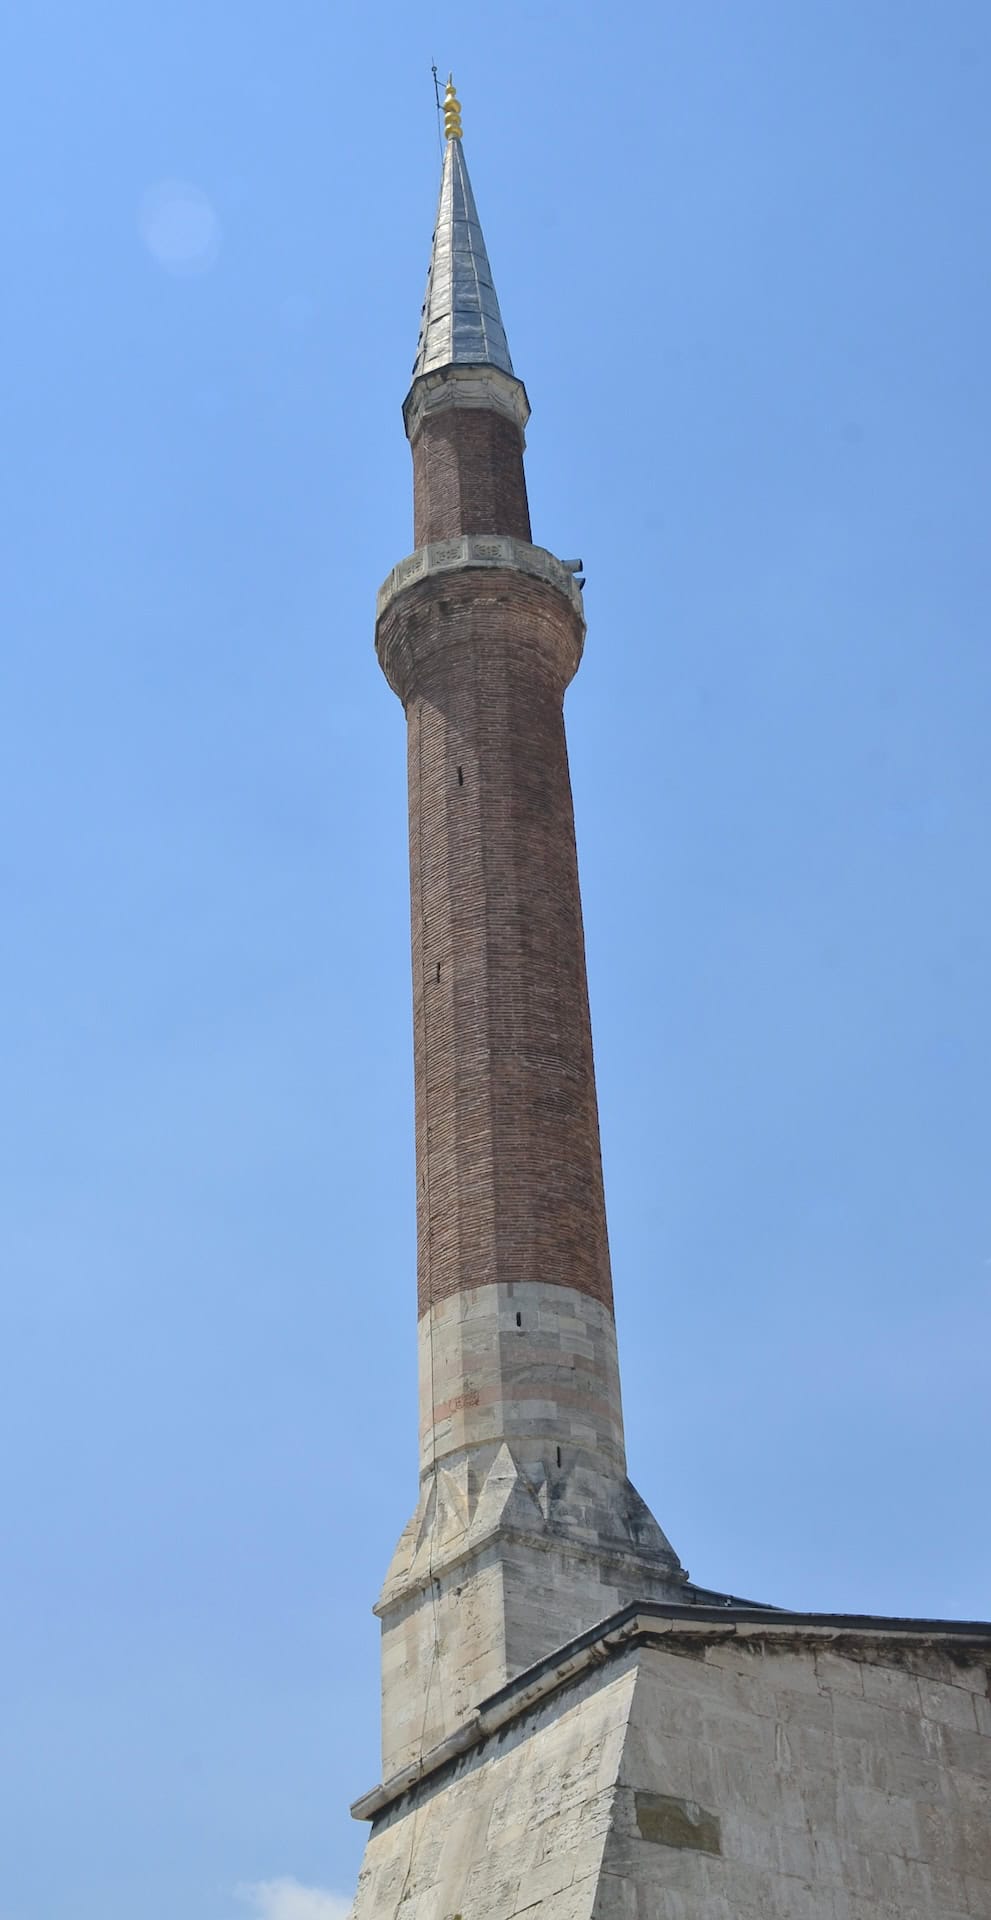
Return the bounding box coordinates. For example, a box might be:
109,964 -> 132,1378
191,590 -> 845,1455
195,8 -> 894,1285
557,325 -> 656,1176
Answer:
412,81 -> 514,380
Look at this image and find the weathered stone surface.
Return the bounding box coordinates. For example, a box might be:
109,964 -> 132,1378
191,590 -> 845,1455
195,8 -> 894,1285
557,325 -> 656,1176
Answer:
415,1282 -> 628,1475
352,1630 -> 991,1920
376,1451 -> 682,1778
352,1661 -> 638,1920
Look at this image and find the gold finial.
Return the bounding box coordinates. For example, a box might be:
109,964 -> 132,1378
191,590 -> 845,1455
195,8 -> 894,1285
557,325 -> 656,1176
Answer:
443,74 -> 463,141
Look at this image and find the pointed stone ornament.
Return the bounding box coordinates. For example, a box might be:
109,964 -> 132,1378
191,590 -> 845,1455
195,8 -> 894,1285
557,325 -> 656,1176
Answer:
412,103 -> 515,379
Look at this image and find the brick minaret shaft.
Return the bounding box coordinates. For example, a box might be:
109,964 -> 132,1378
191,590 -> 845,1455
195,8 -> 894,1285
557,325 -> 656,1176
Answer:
373,84 -> 683,1784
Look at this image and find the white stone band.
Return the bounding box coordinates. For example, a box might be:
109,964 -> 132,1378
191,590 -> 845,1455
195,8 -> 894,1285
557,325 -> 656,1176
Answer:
418,1280 -> 627,1475
403,364 -> 531,442
376,535 -> 586,628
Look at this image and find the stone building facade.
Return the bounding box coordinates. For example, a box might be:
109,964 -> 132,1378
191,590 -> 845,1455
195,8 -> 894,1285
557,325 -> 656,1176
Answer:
355,1609 -> 991,1920
351,82 -> 990,1919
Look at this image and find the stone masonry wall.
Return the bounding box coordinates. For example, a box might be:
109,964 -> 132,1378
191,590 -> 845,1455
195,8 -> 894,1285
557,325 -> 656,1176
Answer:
607,1634 -> 991,1918
377,1519 -> 679,1781
352,1631 -> 991,1920
354,1656 -> 641,1920
416,1280 -> 627,1475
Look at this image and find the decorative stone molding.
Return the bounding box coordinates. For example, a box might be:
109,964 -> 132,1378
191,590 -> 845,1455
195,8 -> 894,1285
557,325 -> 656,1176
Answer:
377,1443 -> 681,1613
376,533 -> 585,628
403,363 -> 531,443
353,1603 -> 991,1824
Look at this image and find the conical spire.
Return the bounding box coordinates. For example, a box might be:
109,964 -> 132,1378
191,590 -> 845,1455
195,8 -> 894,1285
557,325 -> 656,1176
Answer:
412,90 -> 514,381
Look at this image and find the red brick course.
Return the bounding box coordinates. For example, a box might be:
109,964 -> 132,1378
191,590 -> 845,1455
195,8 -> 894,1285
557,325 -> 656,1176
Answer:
377,566 -> 615,1321
411,410 -> 532,547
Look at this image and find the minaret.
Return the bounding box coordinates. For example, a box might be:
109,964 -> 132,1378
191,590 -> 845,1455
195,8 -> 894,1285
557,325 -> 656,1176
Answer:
374,81 -> 684,1783
352,84 -> 991,1920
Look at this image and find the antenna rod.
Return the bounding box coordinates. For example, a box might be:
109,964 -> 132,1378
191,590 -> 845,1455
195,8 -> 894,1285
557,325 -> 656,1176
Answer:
431,61 -> 443,158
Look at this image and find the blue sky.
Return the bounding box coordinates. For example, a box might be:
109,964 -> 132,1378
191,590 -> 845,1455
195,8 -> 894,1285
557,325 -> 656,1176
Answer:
2,3 -> 989,1915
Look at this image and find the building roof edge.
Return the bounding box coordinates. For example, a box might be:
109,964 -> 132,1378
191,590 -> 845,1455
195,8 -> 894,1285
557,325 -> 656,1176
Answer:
352,1596 -> 991,1822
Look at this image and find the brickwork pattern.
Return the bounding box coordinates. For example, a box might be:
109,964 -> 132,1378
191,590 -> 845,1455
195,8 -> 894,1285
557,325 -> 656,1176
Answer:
412,409 -> 532,546
377,567 -> 613,1322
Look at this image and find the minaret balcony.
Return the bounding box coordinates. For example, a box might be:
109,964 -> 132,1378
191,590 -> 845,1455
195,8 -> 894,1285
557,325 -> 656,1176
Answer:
376,533 -> 585,631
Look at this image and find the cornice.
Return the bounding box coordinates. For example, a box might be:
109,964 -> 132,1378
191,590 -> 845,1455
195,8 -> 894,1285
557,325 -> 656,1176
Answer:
353,1599 -> 991,1823
375,534 -> 583,630
403,364 -> 531,443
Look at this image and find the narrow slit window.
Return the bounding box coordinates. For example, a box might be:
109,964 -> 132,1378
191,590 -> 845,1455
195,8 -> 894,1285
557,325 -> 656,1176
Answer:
457,766 -> 464,786
436,962 -> 441,982
556,1446 -> 562,1468
515,1311 -> 522,1329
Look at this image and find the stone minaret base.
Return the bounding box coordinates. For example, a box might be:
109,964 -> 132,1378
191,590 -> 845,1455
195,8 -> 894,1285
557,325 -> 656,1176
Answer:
352,1605 -> 991,1920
